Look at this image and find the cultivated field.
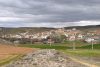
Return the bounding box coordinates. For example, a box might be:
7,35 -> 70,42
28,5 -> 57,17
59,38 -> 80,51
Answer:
0,44 -> 35,66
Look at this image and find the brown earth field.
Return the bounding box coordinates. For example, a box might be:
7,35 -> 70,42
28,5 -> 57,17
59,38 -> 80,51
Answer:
0,44 -> 36,61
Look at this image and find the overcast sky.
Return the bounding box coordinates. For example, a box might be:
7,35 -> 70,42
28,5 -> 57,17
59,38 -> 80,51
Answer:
0,0 -> 100,28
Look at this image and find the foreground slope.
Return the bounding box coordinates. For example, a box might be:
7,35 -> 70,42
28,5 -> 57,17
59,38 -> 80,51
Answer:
0,44 -> 35,66
5,49 -> 87,67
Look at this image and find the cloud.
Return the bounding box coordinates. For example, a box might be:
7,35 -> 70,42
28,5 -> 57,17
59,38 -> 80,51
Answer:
0,0 -> 100,27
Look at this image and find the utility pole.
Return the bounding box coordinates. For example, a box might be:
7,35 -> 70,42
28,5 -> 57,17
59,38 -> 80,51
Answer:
72,28 -> 77,50
73,41 -> 76,50
50,39 -> 52,46
72,33 -> 77,50
48,38 -> 52,46
91,40 -> 94,50
49,32 -> 52,46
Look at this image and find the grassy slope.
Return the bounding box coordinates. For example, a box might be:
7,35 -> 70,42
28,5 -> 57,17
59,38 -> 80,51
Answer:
61,49 -> 100,66
62,49 -> 100,57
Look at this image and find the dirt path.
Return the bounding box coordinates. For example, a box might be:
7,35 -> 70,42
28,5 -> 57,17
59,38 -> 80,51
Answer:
69,56 -> 99,67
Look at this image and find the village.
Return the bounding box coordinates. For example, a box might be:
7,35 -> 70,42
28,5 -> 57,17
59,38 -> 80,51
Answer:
1,28 -> 100,44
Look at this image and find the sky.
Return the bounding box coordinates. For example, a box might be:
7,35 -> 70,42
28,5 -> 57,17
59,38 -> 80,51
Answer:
0,0 -> 100,28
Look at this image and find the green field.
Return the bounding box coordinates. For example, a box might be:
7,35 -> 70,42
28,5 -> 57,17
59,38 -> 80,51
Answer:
19,44 -> 71,50
19,43 -> 100,50
79,44 -> 100,49
19,44 -> 100,57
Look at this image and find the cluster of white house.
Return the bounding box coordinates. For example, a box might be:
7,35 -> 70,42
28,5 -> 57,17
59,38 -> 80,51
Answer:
1,28 -> 100,44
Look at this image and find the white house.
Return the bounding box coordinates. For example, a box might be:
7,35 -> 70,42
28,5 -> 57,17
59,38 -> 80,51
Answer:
85,38 -> 94,43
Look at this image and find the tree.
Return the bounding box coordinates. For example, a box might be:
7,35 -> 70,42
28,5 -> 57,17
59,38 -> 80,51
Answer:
60,35 -> 66,43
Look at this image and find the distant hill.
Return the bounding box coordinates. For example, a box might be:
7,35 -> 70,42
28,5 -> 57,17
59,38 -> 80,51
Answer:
0,25 -> 100,35
64,25 -> 100,31
0,27 -> 56,35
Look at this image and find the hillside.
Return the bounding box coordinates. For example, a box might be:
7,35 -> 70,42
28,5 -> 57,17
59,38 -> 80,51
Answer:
0,25 -> 100,35
0,27 -> 55,35
64,25 -> 100,31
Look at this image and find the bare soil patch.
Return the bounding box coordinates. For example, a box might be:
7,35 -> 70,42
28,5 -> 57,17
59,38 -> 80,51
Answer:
0,44 -> 35,60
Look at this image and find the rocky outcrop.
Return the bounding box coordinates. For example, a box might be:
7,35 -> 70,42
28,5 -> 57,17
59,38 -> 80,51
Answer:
5,49 -> 87,67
